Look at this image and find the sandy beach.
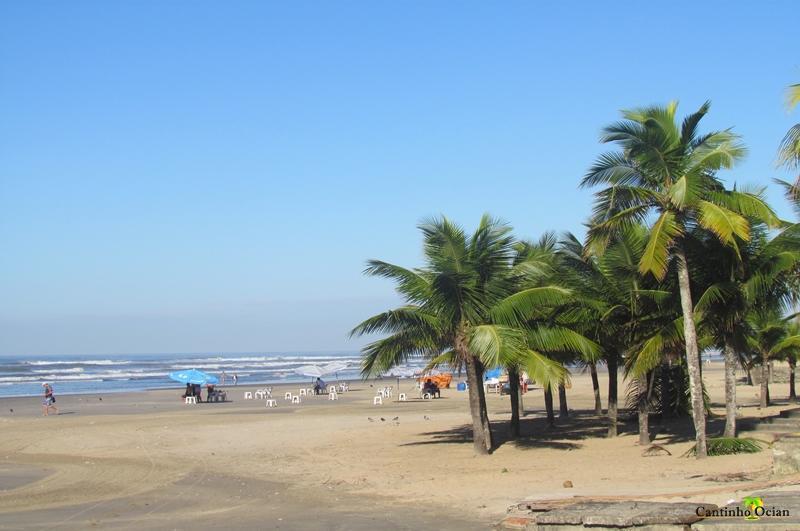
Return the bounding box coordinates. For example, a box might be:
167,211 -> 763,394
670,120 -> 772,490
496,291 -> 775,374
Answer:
0,362 -> 796,529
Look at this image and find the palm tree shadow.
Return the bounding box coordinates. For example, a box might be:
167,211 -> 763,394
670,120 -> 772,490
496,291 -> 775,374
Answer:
399,411 -> 624,451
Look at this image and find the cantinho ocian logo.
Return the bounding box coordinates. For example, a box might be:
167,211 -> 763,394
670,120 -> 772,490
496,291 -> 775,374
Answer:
696,496 -> 790,521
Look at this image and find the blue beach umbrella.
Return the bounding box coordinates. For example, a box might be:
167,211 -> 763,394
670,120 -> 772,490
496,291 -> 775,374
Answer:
169,369 -> 219,385
484,367 -> 502,380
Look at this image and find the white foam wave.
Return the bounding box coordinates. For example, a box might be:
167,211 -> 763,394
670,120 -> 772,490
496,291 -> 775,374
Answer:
25,360 -> 130,366
32,367 -> 85,374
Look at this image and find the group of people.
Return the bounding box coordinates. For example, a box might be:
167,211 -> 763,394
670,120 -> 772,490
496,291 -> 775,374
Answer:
181,382 -> 229,403
422,379 -> 441,398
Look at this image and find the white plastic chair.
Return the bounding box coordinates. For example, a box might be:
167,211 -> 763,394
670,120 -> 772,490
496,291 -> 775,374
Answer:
291,395 -> 301,404
243,392 -> 253,400
373,396 -> 383,405
185,396 -> 197,404
328,392 -> 338,401
266,399 -> 277,408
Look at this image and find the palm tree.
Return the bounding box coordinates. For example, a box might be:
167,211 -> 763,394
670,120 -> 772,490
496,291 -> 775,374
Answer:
351,215 -> 571,454
780,321 -> 800,402
692,221 -> 800,435
501,235 -> 597,436
558,228 -> 674,439
778,83 -> 800,188
747,309 -> 800,408
581,101 -> 779,457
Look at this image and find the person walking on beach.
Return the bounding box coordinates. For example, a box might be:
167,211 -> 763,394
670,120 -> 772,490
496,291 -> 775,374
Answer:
42,383 -> 58,416
232,374 -> 238,385
221,370 -> 226,386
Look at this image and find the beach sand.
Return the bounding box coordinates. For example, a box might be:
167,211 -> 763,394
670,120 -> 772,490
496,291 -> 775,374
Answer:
0,362 -> 796,529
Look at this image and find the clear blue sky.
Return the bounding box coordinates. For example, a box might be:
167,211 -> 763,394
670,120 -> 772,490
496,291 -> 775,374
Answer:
1,1 -> 797,356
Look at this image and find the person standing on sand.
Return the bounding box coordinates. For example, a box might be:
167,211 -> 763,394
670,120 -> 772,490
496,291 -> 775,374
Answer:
221,371 -> 226,386
41,383 -> 58,416
232,374 -> 238,385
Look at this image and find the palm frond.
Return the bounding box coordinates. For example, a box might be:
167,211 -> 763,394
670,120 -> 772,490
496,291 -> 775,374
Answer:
696,200 -> 750,245
639,211 -> 682,280
524,350 -> 570,392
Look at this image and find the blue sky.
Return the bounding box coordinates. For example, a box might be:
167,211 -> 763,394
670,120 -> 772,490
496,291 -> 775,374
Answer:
1,1 -> 798,356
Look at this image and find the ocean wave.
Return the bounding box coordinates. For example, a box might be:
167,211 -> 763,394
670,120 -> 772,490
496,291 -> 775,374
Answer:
24,360 -> 131,366
32,367 -> 85,374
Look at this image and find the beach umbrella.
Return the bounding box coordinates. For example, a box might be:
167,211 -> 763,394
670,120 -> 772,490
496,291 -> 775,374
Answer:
169,369 -> 218,385
294,365 -> 326,378
484,367 -> 502,380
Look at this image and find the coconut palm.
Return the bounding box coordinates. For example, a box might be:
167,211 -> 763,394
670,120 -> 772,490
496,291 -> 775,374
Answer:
691,220 -> 800,435
747,309 -> 800,408
778,83 -> 800,188
558,228 -> 675,440
351,215 -> 574,454
581,101 -> 779,457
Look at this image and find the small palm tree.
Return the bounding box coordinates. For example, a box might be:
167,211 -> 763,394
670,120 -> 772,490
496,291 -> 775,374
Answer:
581,101 -> 779,457
351,215 -> 571,454
747,309 -> 800,408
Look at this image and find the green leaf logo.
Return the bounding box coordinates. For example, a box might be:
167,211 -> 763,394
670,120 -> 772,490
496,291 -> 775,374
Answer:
742,496 -> 763,520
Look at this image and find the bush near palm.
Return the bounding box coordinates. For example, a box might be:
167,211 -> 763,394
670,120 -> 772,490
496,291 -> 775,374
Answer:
581,101 -> 779,458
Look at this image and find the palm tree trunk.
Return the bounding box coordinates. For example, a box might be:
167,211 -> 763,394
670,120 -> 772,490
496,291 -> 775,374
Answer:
637,374 -> 650,445
723,341 -> 737,437
558,383 -> 569,419
607,353 -> 618,437
789,357 -> 797,402
746,367 -> 753,386
464,353 -> 493,454
543,387 -> 555,427
674,245 -> 707,458
760,353 -> 770,409
590,362 -> 602,416
508,367 -> 521,438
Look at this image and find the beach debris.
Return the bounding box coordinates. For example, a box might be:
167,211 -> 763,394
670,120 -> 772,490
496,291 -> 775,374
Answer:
562,480 -> 573,488
424,415 -> 431,420
368,417 -> 375,422
9,409 -> 13,413
642,444 -> 672,457
392,416 -> 399,421
98,397 -> 102,401
380,417 -> 386,422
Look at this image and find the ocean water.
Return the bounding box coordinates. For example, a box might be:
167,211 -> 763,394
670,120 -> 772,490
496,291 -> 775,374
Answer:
0,352 -> 427,398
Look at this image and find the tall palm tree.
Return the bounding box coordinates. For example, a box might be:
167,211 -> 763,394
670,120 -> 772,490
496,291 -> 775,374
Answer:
351,215 -> 572,454
581,101 -> 779,457
778,83 -> 800,188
